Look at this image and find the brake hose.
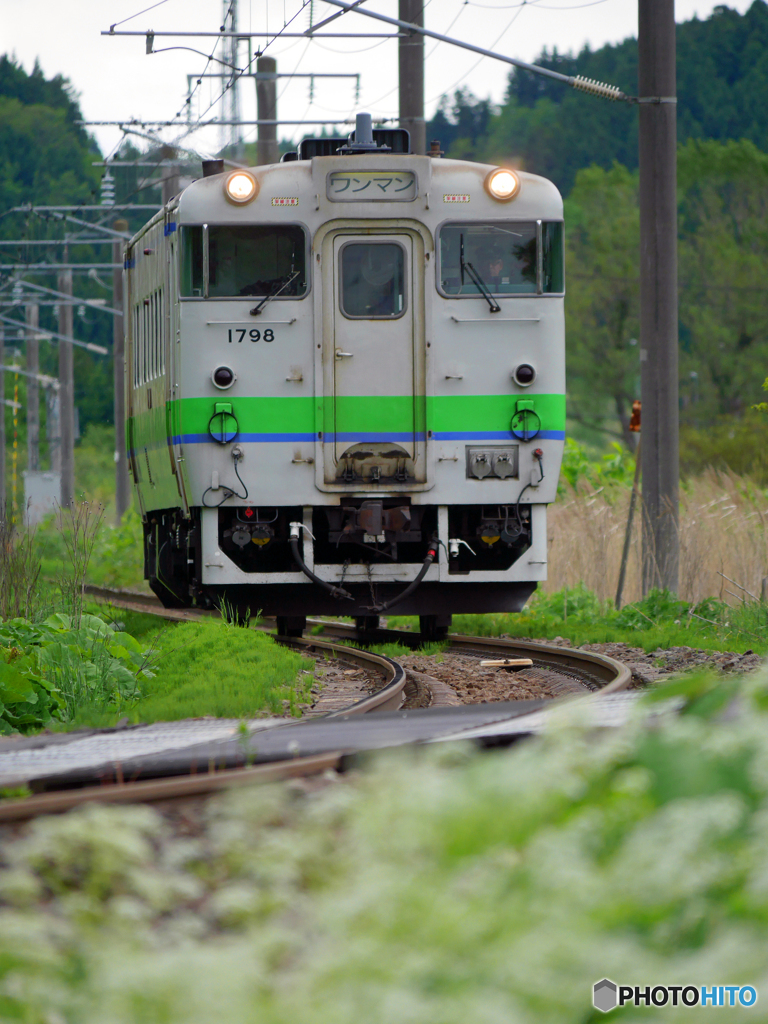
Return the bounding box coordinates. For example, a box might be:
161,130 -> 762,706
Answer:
368,542 -> 438,613
289,525 -> 354,601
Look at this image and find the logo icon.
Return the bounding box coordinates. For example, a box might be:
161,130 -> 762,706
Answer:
593,979 -> 618,1013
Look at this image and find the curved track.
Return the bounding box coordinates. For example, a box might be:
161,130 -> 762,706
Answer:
308,619 -> 632,694
83,585 -> 631,697
0,587 -> 633,821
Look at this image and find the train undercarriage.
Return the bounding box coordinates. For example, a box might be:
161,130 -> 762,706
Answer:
143,500 -> 539,637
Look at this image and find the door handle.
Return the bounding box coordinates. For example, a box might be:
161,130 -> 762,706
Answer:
335,349 -> 354,359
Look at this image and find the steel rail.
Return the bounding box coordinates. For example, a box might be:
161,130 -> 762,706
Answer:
0,586 -> 633,818
307,619 -> 632,694
83,586 -> 631,693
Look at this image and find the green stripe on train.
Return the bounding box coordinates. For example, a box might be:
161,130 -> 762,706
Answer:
131,393 -> 566,439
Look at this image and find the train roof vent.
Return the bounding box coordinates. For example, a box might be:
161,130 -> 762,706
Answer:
297,137 -> 347,159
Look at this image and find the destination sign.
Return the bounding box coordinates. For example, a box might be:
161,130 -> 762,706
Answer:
327,170 -> 417,202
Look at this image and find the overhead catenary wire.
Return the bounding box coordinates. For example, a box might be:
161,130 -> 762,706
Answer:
321,0 -> 630,101
108,0 -> 172,32
0,313 -> 108,355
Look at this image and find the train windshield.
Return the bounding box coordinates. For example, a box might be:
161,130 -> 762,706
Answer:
438,221 -> 563,296
180,225 -> 307,298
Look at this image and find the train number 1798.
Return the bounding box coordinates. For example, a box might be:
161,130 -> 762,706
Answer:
228,328 -> 275,343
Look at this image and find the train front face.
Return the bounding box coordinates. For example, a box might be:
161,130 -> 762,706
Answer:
129,140 -> 565,620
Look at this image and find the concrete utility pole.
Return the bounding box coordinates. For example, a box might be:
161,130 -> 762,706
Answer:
113,222 -> 130,523
0,329 -> 4,509
256,57 -> 279,165
638,0 -> 679,594
47,387 -> 61,474
398,0 -> 425,155
25,303 -> 40,472
160,145 -> 180,206
57,269 -> 75,506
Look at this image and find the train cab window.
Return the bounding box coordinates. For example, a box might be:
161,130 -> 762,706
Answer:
180,225 -> 307,298
542,221 -> 565,293
181,226 -> 204,296
339,242 -> 406,319
438,221 -> 564,296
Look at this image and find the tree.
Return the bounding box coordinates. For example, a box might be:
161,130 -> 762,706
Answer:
564,163 -> 640,447
427,2 -> 768,194
677,138 -> 768,423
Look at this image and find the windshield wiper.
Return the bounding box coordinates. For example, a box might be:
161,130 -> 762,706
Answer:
460,233 -> 500,313
250,268 -> 301,316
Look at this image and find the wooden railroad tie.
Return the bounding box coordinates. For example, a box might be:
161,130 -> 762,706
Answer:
480,658 -> 534,671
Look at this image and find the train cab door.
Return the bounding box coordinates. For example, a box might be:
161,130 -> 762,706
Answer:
323,230 -> 426,486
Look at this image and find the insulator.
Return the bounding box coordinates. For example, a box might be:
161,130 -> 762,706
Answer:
101,171 -> 115,207
571,76 -> 624,102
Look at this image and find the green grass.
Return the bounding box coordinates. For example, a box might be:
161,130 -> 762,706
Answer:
67,619 -> 312,728
390,586 -> 768,656
127,619 -> 311,723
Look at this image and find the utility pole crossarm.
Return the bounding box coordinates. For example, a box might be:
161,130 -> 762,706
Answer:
0,364 -> 59,389
11,209 -> 131,240
77,119 -> 357,127
13,277 -> 122,315
0,313 -> 109,354
102,30 -> 402,38
322,0 -> 630,102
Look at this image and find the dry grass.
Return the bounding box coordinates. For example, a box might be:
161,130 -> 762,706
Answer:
547,468 -> 768,606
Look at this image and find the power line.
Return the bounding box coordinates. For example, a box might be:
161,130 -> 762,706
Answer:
104,30 -> 403,37
0,313 -> 108,355
321,0 -> 629,101
79,119 -> 359,127
108,0 -> 172,32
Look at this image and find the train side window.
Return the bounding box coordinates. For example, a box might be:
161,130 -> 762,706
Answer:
339,242 -> 406,319
180,227 -> 204,296
438,221 -> 564,297
542,222 -> 564,293
132,305 -> 140,387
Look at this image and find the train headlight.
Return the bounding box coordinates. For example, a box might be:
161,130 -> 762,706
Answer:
224,171 -> 258,204
512,363 -> 536,387
485,168 -> 519,202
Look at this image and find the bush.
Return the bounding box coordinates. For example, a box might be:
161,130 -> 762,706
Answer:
559,438 -> 637,493
680,411 -> 768,484
0,613 -> 154,732
2,671 -> 768,1021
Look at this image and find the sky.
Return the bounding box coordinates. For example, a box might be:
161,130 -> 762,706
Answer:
0,0 -> 758,160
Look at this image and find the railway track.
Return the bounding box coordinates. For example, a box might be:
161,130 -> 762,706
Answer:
0,587 -> 632,821
83,585 -> 632,697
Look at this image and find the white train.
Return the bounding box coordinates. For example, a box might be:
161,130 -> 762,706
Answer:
124,114 -> 565,636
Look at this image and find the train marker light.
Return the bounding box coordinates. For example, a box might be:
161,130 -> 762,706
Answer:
212,365 -> 236,389
225,171 -> 258,205
485,168 -> 519,202
512,363 -> 536,387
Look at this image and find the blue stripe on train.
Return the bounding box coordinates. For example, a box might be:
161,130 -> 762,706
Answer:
171,430 -> 566,444
434,430 -> 566,441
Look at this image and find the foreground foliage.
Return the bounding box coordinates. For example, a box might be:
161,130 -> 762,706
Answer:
0,614 -> 153,733
1,671 -> 768,1021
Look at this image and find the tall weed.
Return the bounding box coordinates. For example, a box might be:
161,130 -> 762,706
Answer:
0,503 -> 42,621
550,464 -> 768,608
